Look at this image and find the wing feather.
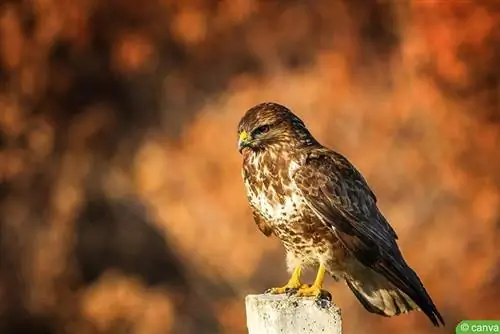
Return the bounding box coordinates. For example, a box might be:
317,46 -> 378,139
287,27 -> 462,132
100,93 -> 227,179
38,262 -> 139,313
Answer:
292,148 -> 444,327
292,149 -> 397,263
252,210 -> 274,237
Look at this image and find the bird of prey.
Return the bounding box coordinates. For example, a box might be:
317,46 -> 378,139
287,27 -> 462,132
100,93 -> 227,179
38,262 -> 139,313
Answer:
237,102 -> 445,327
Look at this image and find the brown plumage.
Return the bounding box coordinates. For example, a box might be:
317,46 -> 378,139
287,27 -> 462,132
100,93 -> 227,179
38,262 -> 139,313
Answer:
237,102 -> 445,327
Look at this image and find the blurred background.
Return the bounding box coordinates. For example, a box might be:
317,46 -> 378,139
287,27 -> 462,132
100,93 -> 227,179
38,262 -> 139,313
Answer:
0,0 -> 499,333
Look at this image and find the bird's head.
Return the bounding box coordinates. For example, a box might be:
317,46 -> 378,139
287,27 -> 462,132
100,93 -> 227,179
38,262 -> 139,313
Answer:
237,102 -> 316,155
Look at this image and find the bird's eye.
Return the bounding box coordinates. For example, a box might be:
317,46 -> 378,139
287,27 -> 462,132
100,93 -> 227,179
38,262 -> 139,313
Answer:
253,125 -> 270,136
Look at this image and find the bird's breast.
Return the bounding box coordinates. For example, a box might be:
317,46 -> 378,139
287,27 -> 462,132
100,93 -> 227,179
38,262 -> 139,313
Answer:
247,183 -> 306,224
242,155 -> 307,225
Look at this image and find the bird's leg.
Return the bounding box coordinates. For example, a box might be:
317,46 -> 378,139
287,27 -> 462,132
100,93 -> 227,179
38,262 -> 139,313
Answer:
265,266 -> 308,294
295,263 -> 331,302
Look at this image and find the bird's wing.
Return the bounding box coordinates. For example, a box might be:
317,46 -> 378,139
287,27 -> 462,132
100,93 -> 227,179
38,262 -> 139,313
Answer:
249,203 -> 274,237
291,148 -> 397,263
291,148 -> 444,326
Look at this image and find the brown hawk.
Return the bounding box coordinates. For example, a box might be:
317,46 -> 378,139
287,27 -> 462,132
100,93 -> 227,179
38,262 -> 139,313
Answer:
237,102 -> 444,327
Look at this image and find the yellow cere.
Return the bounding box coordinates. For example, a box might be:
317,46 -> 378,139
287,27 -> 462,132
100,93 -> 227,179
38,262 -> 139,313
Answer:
239,130 -> 250,142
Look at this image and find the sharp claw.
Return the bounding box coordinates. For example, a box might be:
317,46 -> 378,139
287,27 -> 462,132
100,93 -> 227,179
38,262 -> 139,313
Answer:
265,281 -> 304,295
265,286 -> 299,295
314,290 -> 333,309
315,297 -> 332,309
295,285 -> 332,298
319,290 -> 332,301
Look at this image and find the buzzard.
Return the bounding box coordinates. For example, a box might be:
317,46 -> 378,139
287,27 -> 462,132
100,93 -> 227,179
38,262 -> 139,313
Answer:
237,102 -> 444,327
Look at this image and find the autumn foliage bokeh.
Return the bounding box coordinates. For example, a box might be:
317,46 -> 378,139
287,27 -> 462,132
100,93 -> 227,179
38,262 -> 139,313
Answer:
1,1 -> 499,333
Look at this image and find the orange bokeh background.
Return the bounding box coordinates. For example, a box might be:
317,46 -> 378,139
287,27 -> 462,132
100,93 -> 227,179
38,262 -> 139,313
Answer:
1,1 -> 499,333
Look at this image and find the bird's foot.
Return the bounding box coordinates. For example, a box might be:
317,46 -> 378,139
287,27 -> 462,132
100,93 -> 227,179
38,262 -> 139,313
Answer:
294,284 -> 332,308
265,282 -> 309,295
295,284 -> 330,298
265,266 -> 305,295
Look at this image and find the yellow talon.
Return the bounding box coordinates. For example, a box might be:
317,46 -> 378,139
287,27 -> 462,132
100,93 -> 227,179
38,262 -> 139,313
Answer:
266,266 -> 303,294
266,264 -> 332,304
295,264 -> 331,299
296,285 -> 324,298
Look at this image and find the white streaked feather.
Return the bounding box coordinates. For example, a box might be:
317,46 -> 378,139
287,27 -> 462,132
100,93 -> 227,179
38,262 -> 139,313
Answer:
243,161 -> 306,224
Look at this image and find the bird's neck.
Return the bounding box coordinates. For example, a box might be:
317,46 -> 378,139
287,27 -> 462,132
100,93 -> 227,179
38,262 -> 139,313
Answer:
244,146 -> 296,177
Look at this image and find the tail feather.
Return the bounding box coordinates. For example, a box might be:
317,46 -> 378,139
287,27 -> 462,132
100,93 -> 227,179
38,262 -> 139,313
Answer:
346,271 -> 418,317
346,262 -> 445,327
376,259 -> 445,327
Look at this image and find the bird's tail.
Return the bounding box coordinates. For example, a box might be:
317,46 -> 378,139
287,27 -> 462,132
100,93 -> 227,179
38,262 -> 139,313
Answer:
346,270 -> 418,316
345,262 -> 445,327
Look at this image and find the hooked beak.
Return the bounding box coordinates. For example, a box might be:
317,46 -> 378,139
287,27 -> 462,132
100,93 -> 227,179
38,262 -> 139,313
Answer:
238,130 -> 251,153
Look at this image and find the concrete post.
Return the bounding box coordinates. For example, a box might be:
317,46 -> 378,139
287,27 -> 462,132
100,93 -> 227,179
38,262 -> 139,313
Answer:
245,294 -> 342,334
